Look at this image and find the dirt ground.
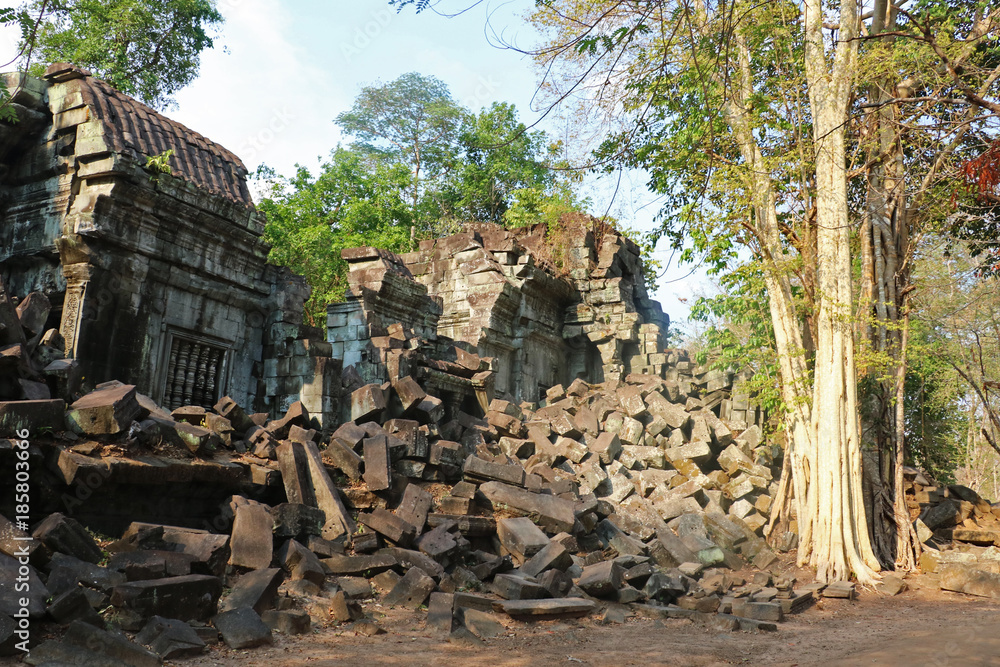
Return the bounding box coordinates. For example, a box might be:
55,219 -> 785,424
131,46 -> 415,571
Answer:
176,571 -> 1000,667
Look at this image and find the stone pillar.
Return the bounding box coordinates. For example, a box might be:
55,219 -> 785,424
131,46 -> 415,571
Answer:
59,262 -> 92,357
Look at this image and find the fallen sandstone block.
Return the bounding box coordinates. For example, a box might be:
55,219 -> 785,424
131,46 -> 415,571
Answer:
66,383 -> 143,435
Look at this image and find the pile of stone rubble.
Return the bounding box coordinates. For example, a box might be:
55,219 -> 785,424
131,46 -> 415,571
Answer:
904,467 -> 1000,598
2,347 -> 846,664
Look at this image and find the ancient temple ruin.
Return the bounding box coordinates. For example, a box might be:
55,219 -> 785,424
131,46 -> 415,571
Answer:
328,217 -> 672,413
0,64 -> 336,424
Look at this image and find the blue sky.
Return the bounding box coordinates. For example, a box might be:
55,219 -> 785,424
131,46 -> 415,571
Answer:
1,0 -> 707,321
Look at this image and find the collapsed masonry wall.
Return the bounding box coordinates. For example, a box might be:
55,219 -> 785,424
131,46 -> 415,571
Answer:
328,217 -> 672,410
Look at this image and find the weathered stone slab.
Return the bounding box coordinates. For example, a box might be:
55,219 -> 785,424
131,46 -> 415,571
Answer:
112,523 -> 231,576
0,399 -> 65,435
463,455 -> 525,486
32,512 -> 102,564
360,508 -> 417,546
415,524 -> 458,561
351,383 -> 386,423
590,432 -> 622,464
66,384 -> 143,435
229,501 -> 273,570
491,573 -> 546,600
497,517 -> 549,564
323,437 -> 364,481
214,607 -> 273,649
46,552 -> 125,596
221,568 -> 284,613
300,439 -> 355,539
275,539 -> 325,585
261,609 -> 311,635
578,560 -> 624,598
427,514 -> 496,536
26,620 -> 160,667
427,592 -> 454,636
520,541 -> 571,578
497,598 -> 595,619
396,483 -> 433,533
363,435 -> 392,492
320,553 -> 397,576
383,566 -> 435,609
939,563 -> 1000,598
952,528 -> 1000,546
135,616 -> 206,659
47,587 -> 103,627
394,376 -> 427,412
270,503 -> 325,540
457,607 -> 505,639
111,574 -> 223,621
479,482 -> 576,533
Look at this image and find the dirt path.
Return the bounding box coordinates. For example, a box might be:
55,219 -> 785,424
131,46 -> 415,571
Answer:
179,575 -> 1000,667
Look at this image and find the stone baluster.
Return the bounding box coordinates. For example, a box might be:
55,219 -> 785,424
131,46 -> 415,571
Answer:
205,349 -> 221,404
182,343 -> 197,405
193,344 -> 210,405
165,338 -> 179,408
172,341 -> 190,409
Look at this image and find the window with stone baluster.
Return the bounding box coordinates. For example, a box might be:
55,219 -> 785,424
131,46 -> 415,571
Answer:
159,331 -> 230,410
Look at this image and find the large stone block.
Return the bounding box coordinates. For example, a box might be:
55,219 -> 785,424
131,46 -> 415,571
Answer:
221,568 -> 284,613
228,501 -> 273,570
939,563 -> 1000,598
382,566 -> 436,609
359,508 -> 416,546
577,560 -> 624,598
396,483 -> 433,533
32,512 -> 102,564
363,435 -> 392,492
479,482 -> 576,533
111,574 -> 223,621
0,398 -> 65,435
300,439 -> 356,539
214,607 -> 273,649
351,383 -> 386,423
393,376 -> 426,412
497,517 -> 549,564
66,384 -> 143,435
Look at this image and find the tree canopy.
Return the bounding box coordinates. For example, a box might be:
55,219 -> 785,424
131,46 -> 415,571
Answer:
261,73 -> 584,324
20,0 -> 223,109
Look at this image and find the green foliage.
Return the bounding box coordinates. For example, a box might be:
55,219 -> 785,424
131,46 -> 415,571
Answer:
256,148 -> 413,325
689,260 -> 787,435
23,0 -> 223,110
0,4 -> 41,122
441,102 -> 558,224
901,326 -> 965,484
143,148 -> 174,177
336,72 -> 464,229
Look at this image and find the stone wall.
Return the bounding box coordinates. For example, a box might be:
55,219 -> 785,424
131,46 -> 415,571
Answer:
0,65 -> 336,427
328,217 -> 671,408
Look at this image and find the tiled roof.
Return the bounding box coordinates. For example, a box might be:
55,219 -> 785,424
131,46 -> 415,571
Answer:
46,63 -> 253,207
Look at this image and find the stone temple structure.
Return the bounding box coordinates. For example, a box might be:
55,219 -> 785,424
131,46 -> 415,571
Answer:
328,216 -> 672,418
0,64 -> 336,423
0,64 -> 683,433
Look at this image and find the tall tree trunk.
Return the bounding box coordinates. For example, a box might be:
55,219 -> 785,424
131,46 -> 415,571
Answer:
803,0 -> 881,585
858,0 -> 920,571
694,16 -> 815,546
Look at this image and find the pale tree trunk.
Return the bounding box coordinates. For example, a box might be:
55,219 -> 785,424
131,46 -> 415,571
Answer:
688,11 -> 815,542
857,0 -> 920,573
803,0 -> 881,584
